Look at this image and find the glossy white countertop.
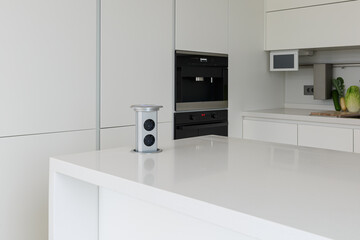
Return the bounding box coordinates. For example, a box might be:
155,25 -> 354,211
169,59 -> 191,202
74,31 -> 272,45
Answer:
243,108 -> 360,126
51,136 -> 360,240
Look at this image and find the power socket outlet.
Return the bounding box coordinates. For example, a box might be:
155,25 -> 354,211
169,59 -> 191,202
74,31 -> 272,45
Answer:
304,85 -> 314,95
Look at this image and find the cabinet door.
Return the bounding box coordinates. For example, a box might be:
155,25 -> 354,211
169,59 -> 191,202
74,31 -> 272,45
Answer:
265,0 -> 351,12
0,130 -> 96,240
0,0 -> 96,137
101,0 -> 173,128
298,124 -> 353,152
265,1 -> 360,50
100,122 -> 173,150
175,0 -> 229,54
355,129 -> 360,153
243,119 -> 297,145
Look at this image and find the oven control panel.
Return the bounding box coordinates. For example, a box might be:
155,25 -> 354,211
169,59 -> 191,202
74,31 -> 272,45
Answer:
175,110 -> 227,125
174,110 -> 228,139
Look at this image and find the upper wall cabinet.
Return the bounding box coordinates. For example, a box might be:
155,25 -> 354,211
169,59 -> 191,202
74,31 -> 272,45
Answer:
101,0 -> 173,128
265,1 -> 360,50
265,0 -> 352,12
0,0 -> 97,137
175,0 -> 229,54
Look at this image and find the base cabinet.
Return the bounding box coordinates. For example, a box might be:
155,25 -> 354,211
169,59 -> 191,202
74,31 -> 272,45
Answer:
243,117 -> 359,153
355,129 -> 360,153
0,130 -> 96,240
243,119 -> 297,145
298,124 -> 353,152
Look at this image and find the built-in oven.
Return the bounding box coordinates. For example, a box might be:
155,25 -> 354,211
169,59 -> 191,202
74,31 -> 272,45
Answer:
175,51 -> 228,112
174,110 -> 228,140
174,51 -> 228,140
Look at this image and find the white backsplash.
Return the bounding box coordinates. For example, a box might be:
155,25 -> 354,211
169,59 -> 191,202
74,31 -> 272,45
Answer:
285,49 -> 360,110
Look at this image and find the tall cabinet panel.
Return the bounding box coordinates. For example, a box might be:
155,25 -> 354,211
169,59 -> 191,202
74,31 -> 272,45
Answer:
175,0 -> 229,54
0,130 -> 96,240
101,0 -> 173,128
0,0 -> 97,137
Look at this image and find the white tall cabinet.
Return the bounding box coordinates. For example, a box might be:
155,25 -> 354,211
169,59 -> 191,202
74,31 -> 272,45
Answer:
0,0 -> 96,137
0,1 -> 97,240
100,0 -> 174,147
101,0 -> 173,127
175,0 -> 229,54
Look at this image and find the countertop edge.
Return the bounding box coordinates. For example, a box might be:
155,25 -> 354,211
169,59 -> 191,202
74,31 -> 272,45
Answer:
49,152 -> 330,240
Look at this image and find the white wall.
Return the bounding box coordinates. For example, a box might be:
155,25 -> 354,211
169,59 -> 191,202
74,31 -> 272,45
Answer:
228,0 -> 285,138
285,49 -> 360,109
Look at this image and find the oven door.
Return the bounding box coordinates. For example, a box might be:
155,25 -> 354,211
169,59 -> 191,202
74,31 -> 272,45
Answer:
175,66 -> 228,111
174,122 -> 228,140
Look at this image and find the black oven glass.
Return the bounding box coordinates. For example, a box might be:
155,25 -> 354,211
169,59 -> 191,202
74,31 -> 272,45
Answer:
181,68 -> 226,102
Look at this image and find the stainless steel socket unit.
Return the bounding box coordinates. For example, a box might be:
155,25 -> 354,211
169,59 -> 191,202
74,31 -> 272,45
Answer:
131,105 -> 163,153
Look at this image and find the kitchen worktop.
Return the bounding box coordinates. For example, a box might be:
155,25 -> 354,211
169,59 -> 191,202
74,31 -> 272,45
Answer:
242,108 -> 360,126
50,136 -> 360,240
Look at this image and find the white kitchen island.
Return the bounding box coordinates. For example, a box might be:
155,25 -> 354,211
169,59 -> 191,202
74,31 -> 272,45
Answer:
49,136 -> 360,240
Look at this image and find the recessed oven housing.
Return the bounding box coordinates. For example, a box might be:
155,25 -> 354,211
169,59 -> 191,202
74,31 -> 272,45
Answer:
175,51 -> 228,112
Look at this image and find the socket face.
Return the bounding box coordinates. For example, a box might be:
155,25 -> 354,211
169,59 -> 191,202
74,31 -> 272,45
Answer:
304,85 -> 314,95
135,111 -> 158,153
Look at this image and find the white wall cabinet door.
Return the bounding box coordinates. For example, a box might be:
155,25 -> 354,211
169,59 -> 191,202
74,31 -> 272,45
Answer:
354,129 -> 360,153
265,1 -> 360,50
243,119 -> 297,145
0,130 -> 96,240
265,0 -> 351,12
175,0 -> 229,54
100,122 -> 172,150
298,124 -> 353,152
101,0 -> 173,128
0,0 -> 97,137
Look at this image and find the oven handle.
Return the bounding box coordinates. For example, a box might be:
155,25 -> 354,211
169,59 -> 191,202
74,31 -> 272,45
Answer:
178,122 -> 227,130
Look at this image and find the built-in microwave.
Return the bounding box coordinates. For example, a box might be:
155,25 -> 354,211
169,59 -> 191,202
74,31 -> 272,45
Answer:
270,50 -> 298,71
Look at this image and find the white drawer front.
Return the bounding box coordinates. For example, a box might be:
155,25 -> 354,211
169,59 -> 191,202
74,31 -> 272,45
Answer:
354,129 -> 360,153
298,124 -> 353,152
243,120 -> 297,145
